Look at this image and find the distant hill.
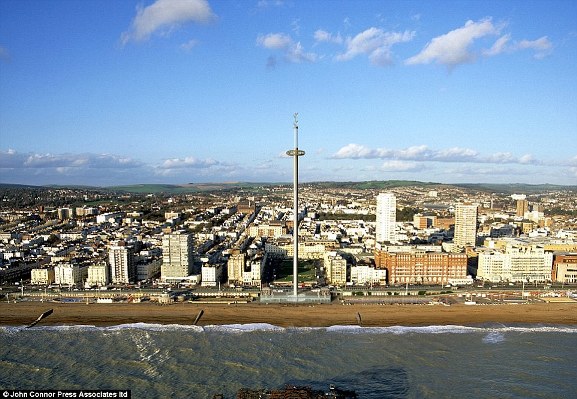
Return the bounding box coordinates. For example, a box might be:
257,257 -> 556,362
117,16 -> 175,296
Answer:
453,183 -> 577,194
1,181 -> 575,194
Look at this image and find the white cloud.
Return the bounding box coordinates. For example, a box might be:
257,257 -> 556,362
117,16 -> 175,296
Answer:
159,156 -> 219,169
257,33 -> 318,64
180,39 -> 199,51
484,34 -> 511,56
286,42 -> 318,63
257,0 -> 285,8
484,35 -> 553,59
257,33 -> 292,49
332,143 -> 392,159
406,18 -> 501,67
336,27 -> 415,66
0,150 -> 143,169
433,147 -> 479,161
121,0 -> 215,45
396,145 -> 432,160
314,29 -> 343,44
331,144 -> 540,165
517,36 -> 553,59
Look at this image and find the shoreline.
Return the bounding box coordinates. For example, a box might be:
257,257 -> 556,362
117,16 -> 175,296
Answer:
1,301 -> 577,328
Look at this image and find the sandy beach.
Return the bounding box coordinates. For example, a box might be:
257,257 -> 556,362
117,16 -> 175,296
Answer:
1,301 -> 576,327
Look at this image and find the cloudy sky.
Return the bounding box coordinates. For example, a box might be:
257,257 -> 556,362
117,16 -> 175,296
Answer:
1,0 -> 576,186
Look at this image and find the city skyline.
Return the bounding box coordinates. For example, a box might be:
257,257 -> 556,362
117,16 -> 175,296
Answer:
1,0 -> 576,186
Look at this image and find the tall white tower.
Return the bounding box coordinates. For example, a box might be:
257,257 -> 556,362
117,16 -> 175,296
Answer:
376,193 -> 396,243
454,203 -> 478,247
109,243 -> 134,284
286,113 -> 305,298
161,231 -> 194,281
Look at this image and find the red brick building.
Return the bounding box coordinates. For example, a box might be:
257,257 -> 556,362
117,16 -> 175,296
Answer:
375,249 -> 467,285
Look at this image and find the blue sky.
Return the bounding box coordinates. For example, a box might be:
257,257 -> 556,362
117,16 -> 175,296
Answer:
1,0 -> 576,186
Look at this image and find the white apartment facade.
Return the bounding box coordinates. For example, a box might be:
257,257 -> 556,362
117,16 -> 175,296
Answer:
54,263 -> 88,286
201,263 -> 223,287
454,203 -> 478,247
376,193 -> 396,243
161,231 -> 194,282
31,268 -> 55,285
350,265 -> 387,286
109,244 -> 135,284
87,263 -> 109,287
324,252 -> 347,286
477,245 -> 553,282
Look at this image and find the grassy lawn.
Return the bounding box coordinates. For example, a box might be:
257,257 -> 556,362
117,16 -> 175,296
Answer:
274,259 -> 317,283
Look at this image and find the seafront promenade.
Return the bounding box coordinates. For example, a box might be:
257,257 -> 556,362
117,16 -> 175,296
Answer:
1,301 -> 576,328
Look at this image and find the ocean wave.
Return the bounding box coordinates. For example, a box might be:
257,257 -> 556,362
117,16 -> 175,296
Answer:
205,323 -> 286,333
2,323 -> 576,334
482,331 -> 506,344
104,322 -> 204,332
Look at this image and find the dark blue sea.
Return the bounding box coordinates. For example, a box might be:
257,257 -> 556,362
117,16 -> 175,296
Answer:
1,323 -> 576,398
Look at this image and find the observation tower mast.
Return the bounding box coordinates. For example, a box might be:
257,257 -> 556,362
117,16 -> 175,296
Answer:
286,113 -> 305,298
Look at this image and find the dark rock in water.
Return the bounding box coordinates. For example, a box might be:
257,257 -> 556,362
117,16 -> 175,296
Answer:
232,384 -> 357,399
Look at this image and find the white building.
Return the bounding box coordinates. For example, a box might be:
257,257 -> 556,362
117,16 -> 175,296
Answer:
87,263 -> 109,287
324,251 -> 347,286
477,245 -> 553,282
201,264 -> 223,287
242,255 -> 266,287
109,244 -> 135,284
31,268 -> 55,285
350,265 -> 387,286
248,222 -> 285,239
136,259 -> 161,282
227,251 -> 245,286
161,231 -> 194,282
376,193 -> 396,243
454,203 -> 478,247
54,263 -> 88,286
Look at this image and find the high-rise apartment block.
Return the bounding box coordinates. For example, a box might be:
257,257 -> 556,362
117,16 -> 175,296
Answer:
516,199 -> 529,218
109,243 -> 135,284
376,193 -> 396,243
227,251 -> 245,286
454,203 -> 478,248
324,251 -> 347,286
161,231 -> 194,282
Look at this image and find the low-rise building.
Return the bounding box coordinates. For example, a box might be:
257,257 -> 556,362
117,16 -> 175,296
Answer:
477,245 -> 553,282
552,253 -> 577,283
201,263 -> 223,287
87,263 -> 109,287
54,263 -> 88,286
31,268 -> 55,285
350,265 -> 387,286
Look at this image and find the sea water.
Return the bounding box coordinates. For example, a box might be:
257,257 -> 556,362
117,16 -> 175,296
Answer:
1,323 -> 576,398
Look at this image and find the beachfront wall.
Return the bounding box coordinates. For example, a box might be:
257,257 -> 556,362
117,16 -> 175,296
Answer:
260,287 -> 331,303
375,249 -> 467,285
